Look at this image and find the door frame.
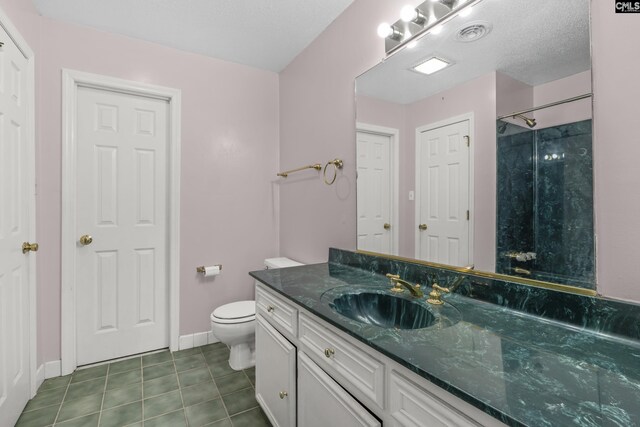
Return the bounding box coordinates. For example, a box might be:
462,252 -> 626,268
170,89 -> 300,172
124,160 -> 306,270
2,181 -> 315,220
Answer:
356,122 -> 400,255
0,4 -> 37,396
414,113 -> 475,265
61,69 -> 181,375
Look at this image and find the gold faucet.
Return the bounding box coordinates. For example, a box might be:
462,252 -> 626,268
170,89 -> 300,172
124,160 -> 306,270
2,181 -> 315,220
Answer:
385,274 -> 424,298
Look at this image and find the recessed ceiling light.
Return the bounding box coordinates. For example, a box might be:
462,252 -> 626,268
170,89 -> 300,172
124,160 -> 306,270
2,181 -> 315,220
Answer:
413,57 -> 451,75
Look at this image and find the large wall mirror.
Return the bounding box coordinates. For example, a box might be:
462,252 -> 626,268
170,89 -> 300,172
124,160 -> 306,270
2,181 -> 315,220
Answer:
355,0 -> 594,289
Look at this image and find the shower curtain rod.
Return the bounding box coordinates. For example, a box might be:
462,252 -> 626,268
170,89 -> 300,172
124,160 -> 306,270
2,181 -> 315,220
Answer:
497,93 -> 593,121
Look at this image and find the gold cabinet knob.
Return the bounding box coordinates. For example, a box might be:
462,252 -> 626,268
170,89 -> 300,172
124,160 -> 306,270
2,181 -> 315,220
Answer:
22,242 -> 39,254
79,235 -> 93,246
383,223 -> 391,230
418,224 -> 428,231
279,391 -> 288,399
267,305 -> 275,313
324,348 -> 335,358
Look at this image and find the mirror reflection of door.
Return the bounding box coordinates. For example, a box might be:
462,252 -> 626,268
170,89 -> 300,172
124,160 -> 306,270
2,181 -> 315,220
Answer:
356,125 -> 397,255
415,118 -> 471,266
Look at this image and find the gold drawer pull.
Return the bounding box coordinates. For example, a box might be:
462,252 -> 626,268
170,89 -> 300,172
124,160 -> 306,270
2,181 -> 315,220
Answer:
279,391 -> 288,399
267,305 -> 275,313
324,348 -> 335,358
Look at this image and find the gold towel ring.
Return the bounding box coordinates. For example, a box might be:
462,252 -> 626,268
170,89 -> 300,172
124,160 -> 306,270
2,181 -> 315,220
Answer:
323,159 -> 344,185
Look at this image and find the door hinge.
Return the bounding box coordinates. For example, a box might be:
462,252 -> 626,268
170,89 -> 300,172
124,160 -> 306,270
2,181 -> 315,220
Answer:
467,210 -> 470,221
464,135 -> 470,147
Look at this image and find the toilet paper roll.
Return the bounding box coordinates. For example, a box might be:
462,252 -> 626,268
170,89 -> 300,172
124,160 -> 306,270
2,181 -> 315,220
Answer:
203,266 -> 221,277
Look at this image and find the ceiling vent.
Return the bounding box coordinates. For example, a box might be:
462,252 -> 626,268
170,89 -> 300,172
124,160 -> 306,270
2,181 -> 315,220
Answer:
455,21 -> 492,42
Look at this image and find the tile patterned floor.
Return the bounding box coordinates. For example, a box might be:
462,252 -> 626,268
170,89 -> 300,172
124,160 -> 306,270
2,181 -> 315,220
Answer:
16,344 -> 271,427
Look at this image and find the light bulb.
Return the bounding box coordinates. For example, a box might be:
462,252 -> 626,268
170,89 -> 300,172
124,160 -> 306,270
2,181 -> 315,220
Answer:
431,25 -> 444,35
400,5 -> 418,22
377,22 -> 393,38
459,6 -> 473,17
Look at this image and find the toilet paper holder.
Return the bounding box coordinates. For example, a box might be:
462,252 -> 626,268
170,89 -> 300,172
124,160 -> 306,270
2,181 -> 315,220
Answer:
196,265 -> 223,274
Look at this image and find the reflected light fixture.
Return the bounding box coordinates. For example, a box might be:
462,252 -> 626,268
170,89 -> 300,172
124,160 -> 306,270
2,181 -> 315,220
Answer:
459,6 -> 473,17
413,57 -> 451,75
430,24 -> 444,35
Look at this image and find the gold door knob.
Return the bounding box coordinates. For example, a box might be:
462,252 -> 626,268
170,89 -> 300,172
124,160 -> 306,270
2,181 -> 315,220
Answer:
22,242 -> 39,254
79,235 -> 93,246
267,305 -> 275,313
279,391 -> 288,399
418,224 -> 428,231
324,348 -> 335,358
383,223 -> 391,230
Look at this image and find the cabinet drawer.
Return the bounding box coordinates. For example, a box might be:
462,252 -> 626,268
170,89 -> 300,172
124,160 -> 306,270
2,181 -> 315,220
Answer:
299,313 -> 385,408
256,284 -> 298,337
389,371 -> 480,427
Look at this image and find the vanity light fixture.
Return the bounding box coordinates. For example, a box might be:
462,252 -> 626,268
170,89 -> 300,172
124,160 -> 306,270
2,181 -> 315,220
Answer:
413,57 -> 451,75
400,5 -> 428,25
379,0 -> 485,55
377,22 -> 404,40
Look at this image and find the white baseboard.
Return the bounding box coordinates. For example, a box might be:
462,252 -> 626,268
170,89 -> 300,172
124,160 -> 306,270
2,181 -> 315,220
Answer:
44,360 -> 61,379
178,330 -> 220,350
36,364 -> 45,389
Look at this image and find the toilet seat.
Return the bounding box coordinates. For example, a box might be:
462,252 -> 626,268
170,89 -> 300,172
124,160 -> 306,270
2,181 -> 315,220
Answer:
211,300 -> 255,324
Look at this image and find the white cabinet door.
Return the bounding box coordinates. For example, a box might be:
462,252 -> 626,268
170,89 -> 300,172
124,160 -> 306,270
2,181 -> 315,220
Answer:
298,352 -> 381,427
255,315 -> 296,427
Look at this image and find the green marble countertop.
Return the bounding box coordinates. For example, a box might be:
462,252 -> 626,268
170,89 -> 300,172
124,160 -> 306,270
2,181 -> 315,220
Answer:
250,263 -> 640,427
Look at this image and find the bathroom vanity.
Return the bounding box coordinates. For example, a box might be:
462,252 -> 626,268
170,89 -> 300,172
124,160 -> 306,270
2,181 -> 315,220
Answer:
250,249 -> 640,427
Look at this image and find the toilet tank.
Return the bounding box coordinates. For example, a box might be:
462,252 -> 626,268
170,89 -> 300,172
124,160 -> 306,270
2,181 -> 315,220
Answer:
263,257 -> 304,269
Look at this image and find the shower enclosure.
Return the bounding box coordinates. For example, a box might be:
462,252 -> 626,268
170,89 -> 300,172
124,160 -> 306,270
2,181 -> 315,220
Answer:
496,119 -> 594,288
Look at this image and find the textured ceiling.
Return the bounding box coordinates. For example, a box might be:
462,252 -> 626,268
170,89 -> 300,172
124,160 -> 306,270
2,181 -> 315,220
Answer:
31,0 -> 355,72
357,0 -> 591,104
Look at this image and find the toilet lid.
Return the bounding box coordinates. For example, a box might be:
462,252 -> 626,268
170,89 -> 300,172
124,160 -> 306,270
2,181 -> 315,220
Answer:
212,301 -> 255,323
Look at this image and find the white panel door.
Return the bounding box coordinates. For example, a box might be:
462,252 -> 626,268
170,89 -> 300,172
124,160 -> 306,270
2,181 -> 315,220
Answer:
416,120 -> 470,266
298,352 -> 381,427
357,131 -> 392,254
0,26 -> 32,426
255,315 -> 296,427
75,86 -> 169,365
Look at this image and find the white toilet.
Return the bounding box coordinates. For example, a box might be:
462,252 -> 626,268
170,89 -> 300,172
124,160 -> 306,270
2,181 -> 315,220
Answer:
210,257 -> 303,370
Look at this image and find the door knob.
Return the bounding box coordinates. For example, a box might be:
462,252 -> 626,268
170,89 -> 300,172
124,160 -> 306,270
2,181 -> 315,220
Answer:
384,223 -> 391,230
279,391 -> 288,399
79,235 -> 93,246
22,242 -> 39,254
418,224 -> 428,231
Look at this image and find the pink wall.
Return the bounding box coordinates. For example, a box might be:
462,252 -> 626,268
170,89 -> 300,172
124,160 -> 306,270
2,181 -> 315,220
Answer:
592,3 -> 640,303
533,71 -> 592,129
281,0 -> 640,303
496,72 -> 533,118
279,0 -> 407,263
0,2 -> 280,364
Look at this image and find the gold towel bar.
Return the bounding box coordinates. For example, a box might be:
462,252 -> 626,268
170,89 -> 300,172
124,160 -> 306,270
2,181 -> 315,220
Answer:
277,164 -> 322,178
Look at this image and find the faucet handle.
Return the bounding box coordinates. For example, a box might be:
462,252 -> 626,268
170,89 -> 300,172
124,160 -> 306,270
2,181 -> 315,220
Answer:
432,284 -> 450,294
386,273 -> 400,280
